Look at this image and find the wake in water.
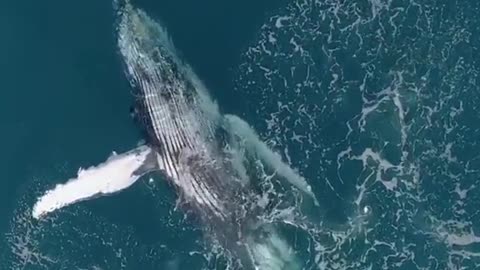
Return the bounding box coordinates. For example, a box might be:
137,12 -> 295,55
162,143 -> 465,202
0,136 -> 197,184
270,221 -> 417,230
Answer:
234,0 -> 480,269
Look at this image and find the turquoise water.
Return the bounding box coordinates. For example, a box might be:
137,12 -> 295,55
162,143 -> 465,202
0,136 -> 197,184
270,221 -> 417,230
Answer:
1,0 -> 480,269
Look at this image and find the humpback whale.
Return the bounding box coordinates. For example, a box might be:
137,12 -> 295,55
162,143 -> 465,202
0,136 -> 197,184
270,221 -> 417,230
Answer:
32,1 -> 317,269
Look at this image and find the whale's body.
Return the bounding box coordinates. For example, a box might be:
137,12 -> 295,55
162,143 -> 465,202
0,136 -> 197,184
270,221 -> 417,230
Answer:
118,5 -> 257,255
119,3 -> 246,224
32,2 -> 316,269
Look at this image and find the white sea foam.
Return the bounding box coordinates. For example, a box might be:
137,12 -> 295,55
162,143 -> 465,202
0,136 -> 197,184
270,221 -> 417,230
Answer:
247,227 -> 302,270
32,146 -> 152,219
445,231 -> 480,246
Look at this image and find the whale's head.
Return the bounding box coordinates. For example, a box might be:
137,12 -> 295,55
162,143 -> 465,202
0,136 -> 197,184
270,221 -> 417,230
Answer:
116,2 -> 222,141
117,3 -> 190,102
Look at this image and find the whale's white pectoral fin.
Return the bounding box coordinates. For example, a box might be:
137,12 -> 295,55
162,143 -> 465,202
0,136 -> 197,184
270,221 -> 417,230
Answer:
224,114 -> 319,206
32,145 -> 158,219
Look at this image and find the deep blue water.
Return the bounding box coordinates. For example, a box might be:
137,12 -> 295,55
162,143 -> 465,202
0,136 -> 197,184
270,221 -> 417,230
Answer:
1,0 -> 480,269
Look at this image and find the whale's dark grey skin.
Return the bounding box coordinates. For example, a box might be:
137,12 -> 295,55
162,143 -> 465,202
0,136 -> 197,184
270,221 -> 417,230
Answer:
119,3 -> 246,218
117,3 -> 261,267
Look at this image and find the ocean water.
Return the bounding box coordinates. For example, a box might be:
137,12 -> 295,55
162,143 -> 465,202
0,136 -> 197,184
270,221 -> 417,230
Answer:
1,0 -> 480,269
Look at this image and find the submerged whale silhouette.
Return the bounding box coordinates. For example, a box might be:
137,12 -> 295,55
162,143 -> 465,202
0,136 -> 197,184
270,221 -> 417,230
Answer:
32,1 -> 317,269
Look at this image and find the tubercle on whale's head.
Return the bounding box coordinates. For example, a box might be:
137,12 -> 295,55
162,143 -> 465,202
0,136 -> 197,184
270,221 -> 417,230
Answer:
116,2 -> 197,104
116,1 -> 178,67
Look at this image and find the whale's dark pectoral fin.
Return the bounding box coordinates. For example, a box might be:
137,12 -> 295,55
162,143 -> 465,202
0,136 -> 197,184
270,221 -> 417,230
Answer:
32,146 -> 157,219
223,114 -> 319,206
